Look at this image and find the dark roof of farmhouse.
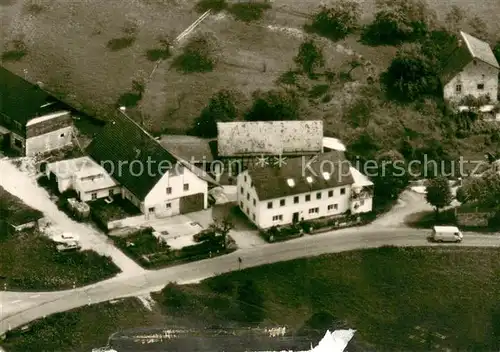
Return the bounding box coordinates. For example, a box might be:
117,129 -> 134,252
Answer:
0,66 -> 70,126
217,120 -> 323,157
440,31 -> 500,84
247,151 -> 354,201
86,109 -> 178,200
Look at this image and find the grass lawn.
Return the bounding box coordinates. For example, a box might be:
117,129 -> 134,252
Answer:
0,231 -> 120,290
6,247 -> 500,350
1,298 -> 167,352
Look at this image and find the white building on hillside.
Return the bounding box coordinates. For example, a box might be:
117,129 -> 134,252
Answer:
441,31 -> 499,104
236,151 -> 373,229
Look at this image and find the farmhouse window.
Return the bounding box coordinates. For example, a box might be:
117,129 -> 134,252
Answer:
308,207 -> 319,214
340,188 -> 346,195
240,187 -> 244,194
305,194 -> 311,202
14,138 -> 22,148
60,133 -> 65,137
166,203 -> 171,208
166,187 -> 172,194
455,84 -> 462,93
252,214 -> 256,221
148,207 -> 155,213
109,189 -> 114,197
91,193 -> 97,200
247,193 -> 250,200
316,192 -> 322,199
328,190 -> 333,197
294,196 -> 299,204
477,84 -> 485,90
328,204 -> 335,211
280,199 -> 285,206
272,215 -> 283,221
267,201 -> 273,209
183,183 -> 189,191
253,199 -> 256,206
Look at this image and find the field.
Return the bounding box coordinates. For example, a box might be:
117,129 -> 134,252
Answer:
0,232 -> 120,290
4,247 -> 500,351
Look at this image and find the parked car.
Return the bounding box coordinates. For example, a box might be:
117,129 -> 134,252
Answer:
53,232 -> 80,243
428,226 -> 463,243
56,240 -> 81,252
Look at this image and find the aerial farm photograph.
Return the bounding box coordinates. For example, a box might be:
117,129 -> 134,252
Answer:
1,0 -> 500,350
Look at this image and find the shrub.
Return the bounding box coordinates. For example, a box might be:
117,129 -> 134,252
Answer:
106,37 -> 136,51
307,1 -> 360,41
245,88 -> 301,121
146,48 -> 171,61
381,45 -> 440,101
117,92 -> 142,108
343,97 -> 374,128
172,34 -> 218,73
195,0 -> 228,13
1,40 -> 27,62
361,0 -> 435,45
277,70 -> 298,86
294,40 -> 325,76
206,275 -> 235,294
191,89 -> 244,138
227,2 -> 271,22
308,84 -> 329,99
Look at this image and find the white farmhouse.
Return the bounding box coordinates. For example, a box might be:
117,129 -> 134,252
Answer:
441,31 -> 499,104
236,151 -> 373,229
86,109 -> 209,219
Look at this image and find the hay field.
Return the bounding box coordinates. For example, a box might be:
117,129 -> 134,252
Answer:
0,0 -> 200,118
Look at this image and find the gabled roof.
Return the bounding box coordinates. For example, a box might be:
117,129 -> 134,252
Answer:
0,66 -> 57,125
86,110 -> 178,200
217,120 -> 323,157
247,151 -> 354,201
440,31 -> 499,85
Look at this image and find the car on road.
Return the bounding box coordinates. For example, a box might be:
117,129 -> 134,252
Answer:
428,226 -> 463,243
56,240 -> 81,252
53,232 -> 80,243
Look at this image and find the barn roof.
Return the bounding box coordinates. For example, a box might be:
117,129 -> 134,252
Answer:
217,120 -> 323,157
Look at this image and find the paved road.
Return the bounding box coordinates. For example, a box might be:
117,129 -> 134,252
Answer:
2,226 -> 500,335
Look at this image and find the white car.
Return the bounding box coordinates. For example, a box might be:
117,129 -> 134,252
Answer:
56,241 -> 81,252
53,232 -> 80,243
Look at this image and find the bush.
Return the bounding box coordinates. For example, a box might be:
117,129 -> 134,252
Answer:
306,1 -> 360,41
146,48 -> 171,61
381,45 -> 440,101
308,84 -> 330,99
361,0 -> 434,45
195,0 -> 228,13
206,275 -> 235,294
277,70 -> 299,86
117,92 -> 142,108
227,2 -> 271,22
262,224 -> 303,242
245,88 -> 301,121
191,89 -> 244,138
106,37 -> 136,51
172,34 -> 218,73
294,40 -> 325,76
1,40 -> 27,62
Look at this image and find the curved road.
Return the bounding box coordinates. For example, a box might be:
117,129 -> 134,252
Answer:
2,225 -> 500,335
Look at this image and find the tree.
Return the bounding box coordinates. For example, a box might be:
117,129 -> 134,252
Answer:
308,0 -> 360,41
371,150 -> 409,207
160,282 -> 189,313
172,34 -> 219,73
457,171 -> 500,208
245,89 -> 300,121
382,45 -> 440,101
192,89 -> 244,138
362,0 -> 435,45
237,280 -> 265,323
208,216 -> 234,249
425,176 -> 452,215
494,42 -> 500,66
294,39 -> 324,77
